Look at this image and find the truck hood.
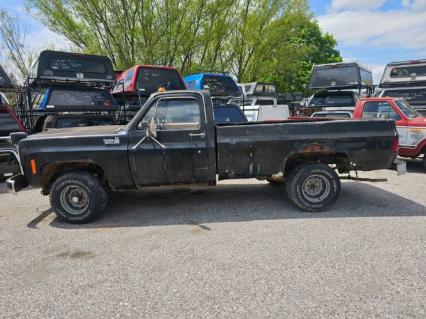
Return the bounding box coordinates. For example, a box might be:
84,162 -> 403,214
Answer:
27,125 -> 127,140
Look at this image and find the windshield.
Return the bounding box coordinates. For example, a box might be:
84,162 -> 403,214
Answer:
383,88 -> 426,106
202,75 -> 240,97
395,100 -> 421,119
136,67 -> 185,94
308,94 -> 355,107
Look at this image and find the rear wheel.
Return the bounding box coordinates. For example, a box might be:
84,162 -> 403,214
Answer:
50,171 -> 108,224
285,163 -> 340,212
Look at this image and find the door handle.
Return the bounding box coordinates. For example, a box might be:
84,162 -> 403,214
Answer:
189,132 -> 206,138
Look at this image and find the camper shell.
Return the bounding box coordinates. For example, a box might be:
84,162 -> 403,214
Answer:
241,82 -> 277,96
112,65 -> 186,96
377,60 -> 426,115
184,73 -> 241,99
28,50 -> 115,86
380,60 -> 426,87
310,62 -> 373,90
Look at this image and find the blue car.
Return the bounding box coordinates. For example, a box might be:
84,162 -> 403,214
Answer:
184,73 -> 241,98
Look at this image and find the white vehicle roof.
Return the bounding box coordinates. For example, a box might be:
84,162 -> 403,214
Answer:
380,60 -> 426,87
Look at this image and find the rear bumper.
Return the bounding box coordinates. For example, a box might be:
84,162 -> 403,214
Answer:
6,174 -> 28,193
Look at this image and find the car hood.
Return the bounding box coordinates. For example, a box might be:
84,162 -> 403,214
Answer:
27,125 -> 127,140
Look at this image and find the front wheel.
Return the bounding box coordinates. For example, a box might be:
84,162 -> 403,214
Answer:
50,171 -> 108,224
285,163 -> 341,212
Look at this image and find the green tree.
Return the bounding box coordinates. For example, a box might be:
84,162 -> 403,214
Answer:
26,0 -> 341,92
0,10 -> 37,81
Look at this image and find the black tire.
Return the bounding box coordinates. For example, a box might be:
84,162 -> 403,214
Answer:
285,163 -> 340,212
50,171 -> 108,224
266,179 -> 285,186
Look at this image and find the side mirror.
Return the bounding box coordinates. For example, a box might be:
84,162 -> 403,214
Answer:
9,132 -> 28,145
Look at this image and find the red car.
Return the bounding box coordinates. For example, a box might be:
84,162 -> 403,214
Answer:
353,97 -> 426,169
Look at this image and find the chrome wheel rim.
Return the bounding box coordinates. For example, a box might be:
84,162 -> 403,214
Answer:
59,185 -> 90,215
302,174 -> 331,203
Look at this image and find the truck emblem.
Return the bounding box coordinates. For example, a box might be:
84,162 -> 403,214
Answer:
103,137 -> 120,145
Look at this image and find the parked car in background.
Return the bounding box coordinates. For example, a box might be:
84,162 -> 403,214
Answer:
376,60 -> 426,115
353,97 -> 426,169
8,90 -> 403,223
306,62 -> 373,115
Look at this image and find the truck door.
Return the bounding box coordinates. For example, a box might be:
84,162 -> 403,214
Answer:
128,95 -> 211,186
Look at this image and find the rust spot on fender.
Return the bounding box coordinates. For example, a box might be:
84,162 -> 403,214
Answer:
300,143 -> 330,153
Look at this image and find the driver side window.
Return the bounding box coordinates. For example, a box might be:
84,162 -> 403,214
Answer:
138,98 -> 201,131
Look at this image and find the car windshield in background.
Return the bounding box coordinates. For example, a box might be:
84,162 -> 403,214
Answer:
202,75 -> 240,97
390,65 -> 426,78
214,106 -> 247,123
309,95 -> 354,107
136,68 -> 184,94
383,88 -> 426,106
395,100 -> 421,119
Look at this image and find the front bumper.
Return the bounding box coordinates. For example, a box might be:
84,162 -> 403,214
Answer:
6,174 -> 28,193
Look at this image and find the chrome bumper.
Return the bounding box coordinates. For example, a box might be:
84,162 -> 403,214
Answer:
6,174 -> 28,194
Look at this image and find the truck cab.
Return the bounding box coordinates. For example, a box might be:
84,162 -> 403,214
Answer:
353,97 -> 426,169
8,91 -> 402,223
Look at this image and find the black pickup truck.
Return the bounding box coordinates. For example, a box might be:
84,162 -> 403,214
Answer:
7,91 -> 403,223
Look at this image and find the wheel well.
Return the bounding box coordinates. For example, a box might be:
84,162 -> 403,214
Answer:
284,152 -> 350,176
41,161 -> 106,194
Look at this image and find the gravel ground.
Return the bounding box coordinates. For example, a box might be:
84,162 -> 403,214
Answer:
0,161 -> 425,318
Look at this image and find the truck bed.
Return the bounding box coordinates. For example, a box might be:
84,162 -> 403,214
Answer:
216,119 -> 397,179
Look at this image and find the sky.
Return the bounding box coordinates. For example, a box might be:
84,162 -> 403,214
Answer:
1,0 -> 426,84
